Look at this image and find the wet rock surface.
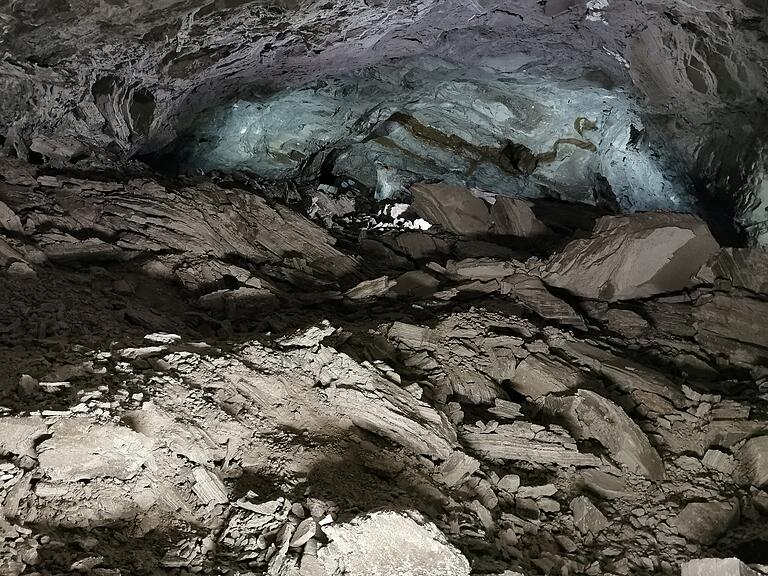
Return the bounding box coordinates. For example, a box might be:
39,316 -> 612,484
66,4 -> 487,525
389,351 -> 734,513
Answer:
1,158 -> 768,574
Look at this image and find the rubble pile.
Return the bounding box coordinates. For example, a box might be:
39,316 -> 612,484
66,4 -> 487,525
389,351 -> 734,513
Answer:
1,157 -> 768,575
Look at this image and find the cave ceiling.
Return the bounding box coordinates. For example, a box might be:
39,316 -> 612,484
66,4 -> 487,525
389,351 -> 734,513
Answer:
1,0 -> 767,240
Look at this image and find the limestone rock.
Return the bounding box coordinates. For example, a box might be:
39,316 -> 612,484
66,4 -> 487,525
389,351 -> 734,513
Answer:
490,197 -> 553,239
578,470 -> 629,500
435,451 -> 481,488
331,367 -> 457,460
673,499 -> 740,545
541,213 -> 719,302
693,294 -> 768,364
124,403 -> 222,466
344,276 -> 394,300
510,354 -> 581,400
0,200 -> 23,234
702,449 -> 736,476
500,274 -> 586,328
191,467 -> 229,505
318,511 -> 470,576
604,308 -> 650,338
544,389 -> 665,480
704,247 -> 768,295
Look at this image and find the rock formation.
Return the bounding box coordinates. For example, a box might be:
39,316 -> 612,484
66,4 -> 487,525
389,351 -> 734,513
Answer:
1,2 -> 768,575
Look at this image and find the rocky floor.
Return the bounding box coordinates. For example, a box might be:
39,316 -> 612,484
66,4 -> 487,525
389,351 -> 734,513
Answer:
1,158 -> 768,576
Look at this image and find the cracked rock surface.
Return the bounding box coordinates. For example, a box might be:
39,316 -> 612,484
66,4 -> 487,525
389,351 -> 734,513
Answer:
1,155 -> 768,575
1,1 -> 768,573
1,0 -> 767,241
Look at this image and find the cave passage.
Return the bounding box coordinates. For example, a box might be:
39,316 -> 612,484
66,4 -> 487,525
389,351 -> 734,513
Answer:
168,57 -> 693,215
2,0 -> 768,574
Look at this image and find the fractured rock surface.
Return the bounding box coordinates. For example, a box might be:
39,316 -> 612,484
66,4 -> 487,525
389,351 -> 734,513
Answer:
1,159 -> 768,575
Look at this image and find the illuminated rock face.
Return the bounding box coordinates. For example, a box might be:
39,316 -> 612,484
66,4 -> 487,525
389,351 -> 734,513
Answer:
1,0 -> 767,240
179,57 -> 693,212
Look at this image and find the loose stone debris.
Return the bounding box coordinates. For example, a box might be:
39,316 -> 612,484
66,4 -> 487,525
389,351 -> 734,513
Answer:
1,163 -> 768,576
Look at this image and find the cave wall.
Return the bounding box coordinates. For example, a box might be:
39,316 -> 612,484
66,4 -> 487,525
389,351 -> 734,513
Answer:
0,0 -> 767,240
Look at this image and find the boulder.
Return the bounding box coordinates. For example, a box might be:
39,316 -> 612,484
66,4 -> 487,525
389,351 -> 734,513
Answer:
490,197 -> 553,239
510,354 -> 581,399
703,247 -> 768,295
681,558 -> 759,576
693,294 -> 768,364
578,470 -> 629,500
410,182 -> 490,236
0,417 -> 48,458
318,511 -> 470,576
735,436 -> 768,488
544,389 -> 665,480
541,213 -> 719,301
500,274 -> 586,329
673,499 -> 740,545
37,419 -> 155,482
